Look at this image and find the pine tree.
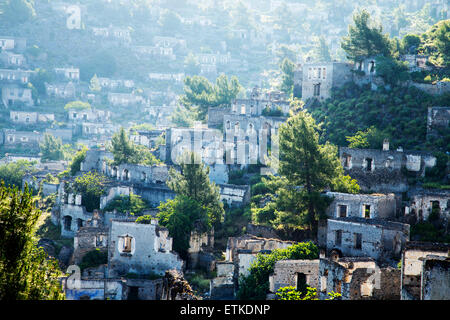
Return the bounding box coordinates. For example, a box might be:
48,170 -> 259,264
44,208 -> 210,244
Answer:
341,9 -> 392,62
278,108 -> 342,230
167,152 -> 224,226
0,183 -> 64,300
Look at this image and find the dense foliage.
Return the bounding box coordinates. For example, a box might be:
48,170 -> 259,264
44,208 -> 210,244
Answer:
0,183 -> 64,300
72,171 -> 107,212
310,82 -> 450,151
180,75 -> 241,120
167,152 -> 224,226
0,160 -> 35,188
157,195 -> 211,258
40,134 -> 64,162
103,193 -> 149,215
110,127 -> 161,166
236,242 -> 319,300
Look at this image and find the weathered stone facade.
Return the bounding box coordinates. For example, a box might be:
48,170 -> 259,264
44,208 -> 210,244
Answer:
421,256 -> 450,300
400,242 -> 450,300
340,146 -> 436,193
302,62 -> 353,101
107,219 -> 184,278
325,192 -> 397,219
325,217 -> 410,262
269,259 -> 320,293
319,257 -> 401,300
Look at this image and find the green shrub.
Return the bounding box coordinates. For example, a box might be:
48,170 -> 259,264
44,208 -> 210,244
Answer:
78,249 -> 107,271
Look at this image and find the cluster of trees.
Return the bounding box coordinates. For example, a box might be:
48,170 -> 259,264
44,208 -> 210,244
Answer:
155,152 -> 224,258
310,82 -> 449,151
237,242 -> 319,300
0,160 -> 35,188
0,184 -> 64,300
178,75 -> 242,121
71,171 -> 107,212
251,101 -> 359,231
103,193 -> 149,216
110,127 -> 161,166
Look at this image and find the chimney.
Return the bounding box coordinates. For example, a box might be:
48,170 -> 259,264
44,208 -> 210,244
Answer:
383,138 -> 389,151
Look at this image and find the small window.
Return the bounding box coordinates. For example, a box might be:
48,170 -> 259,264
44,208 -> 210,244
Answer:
366,158 -> 373,171
338,205 -> 347,218
122,236 -> 133,253
354,233 -> 362,249
363,205 -> 371,219
313,83 -> 321,96
335,230 -> 342,246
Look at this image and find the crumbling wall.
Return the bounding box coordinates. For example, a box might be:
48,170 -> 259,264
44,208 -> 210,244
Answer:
210,262 -> 235,300
269,260 -> 320,293
421,257 -> 450,300
401,242 -> 450,300
107,220 -> 184,278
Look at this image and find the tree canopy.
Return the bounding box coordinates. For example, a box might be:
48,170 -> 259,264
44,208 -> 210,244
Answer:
0,183 -> 64,300
180,75 -> 241,120
341,9 -> 392,62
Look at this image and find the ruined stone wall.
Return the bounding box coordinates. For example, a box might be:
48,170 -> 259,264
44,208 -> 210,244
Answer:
219,184 -> 250,207
326,218 -> 409,262
64,278 -> 124,300
325,192 -> 396,219
409,191 -> 450,222
210,262 -> 235,300
208,106 -> 230,128
107,220 -> 183,278
421,258 -> 450,300
427,107 -> 450,137
73,226 -> 108,264
269,260 -> 320,293
401,243 -> 450,300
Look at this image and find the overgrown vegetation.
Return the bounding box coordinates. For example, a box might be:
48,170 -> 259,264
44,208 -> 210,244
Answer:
236,242 -> 319,300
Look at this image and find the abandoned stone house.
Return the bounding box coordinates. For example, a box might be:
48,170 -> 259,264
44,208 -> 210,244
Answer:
133,46 -> 176,60
407,189 -> 450,223
164,127 -> 230,180
45,128 -> 73,143
148,72 -> 185,83
9,110 -> 55,125
107,92 -> 146,107
0,36 -> 27,52
401,54 -> 430,72
45,82 -> 76,99
0,69 -> 32,85
107,219 -> 184,278
225,235 -> 295,279
209,235 -> 296,299
301,61 -> 353,101
1,86 -> 33,107
427,106 -> 450,137
2,129 -> 42,148
400,242 -> 450,300
219,184 -> 250,208
54,67 -> 80,82
318,256 -> 401,300
324,191 -> 397,220
72,211 -> 108,266
68,108 -> 111,123
97,77 -> 135,90
0,51 -> 26,68
268,259 -> 320,296
322,217 -> 410,262
339,143 -> 437,193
